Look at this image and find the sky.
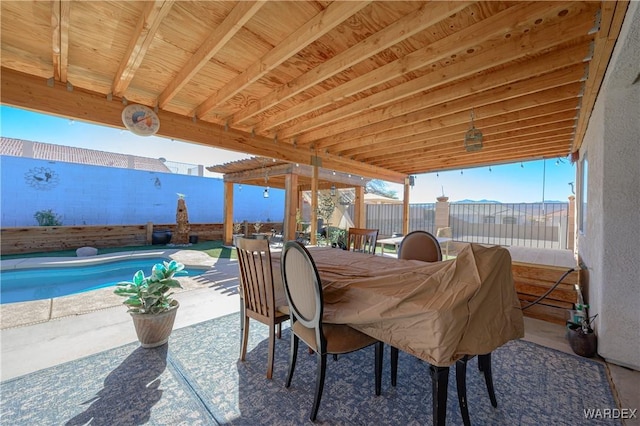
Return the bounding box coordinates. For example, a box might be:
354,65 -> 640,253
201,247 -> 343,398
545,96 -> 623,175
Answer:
1,105 -> 576,203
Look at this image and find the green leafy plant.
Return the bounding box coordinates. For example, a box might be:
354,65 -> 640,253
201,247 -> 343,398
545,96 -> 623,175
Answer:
114,260 -> 185,314
34,209 -> 62,226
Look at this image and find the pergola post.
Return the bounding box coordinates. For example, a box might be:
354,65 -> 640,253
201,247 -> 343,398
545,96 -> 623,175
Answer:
284,173 -> 299,242
354,186 -> 365,228
223,180 -> 234,246
403,176 -> 410,235
310,161 -> 319,245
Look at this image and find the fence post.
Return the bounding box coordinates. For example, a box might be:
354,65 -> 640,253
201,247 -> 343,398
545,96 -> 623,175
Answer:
435,196 -> 450,231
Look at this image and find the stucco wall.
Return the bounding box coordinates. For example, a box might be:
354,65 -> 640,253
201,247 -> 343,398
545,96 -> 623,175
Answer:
0,156 -> 284,227
578,1 -> 640,370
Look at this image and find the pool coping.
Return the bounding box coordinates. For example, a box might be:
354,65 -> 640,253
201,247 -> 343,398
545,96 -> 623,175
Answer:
0,248 -> 225,330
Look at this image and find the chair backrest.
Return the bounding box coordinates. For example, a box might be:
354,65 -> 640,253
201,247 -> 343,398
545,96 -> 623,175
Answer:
236,237 -> 277,318
346,228 -> 379,254
281,242 -> 323,335
398,230 -> 442,262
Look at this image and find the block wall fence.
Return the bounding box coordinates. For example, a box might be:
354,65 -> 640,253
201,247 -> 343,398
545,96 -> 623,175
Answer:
0,156 -> 285,227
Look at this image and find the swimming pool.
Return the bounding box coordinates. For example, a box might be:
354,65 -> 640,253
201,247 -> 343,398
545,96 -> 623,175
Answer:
1,257 -> 208,304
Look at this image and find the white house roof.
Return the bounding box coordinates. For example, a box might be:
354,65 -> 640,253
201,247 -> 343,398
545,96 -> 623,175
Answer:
0,137 -> 171,173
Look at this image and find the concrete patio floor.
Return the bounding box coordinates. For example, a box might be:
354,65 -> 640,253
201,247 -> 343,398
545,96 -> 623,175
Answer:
1,249 -> 637,424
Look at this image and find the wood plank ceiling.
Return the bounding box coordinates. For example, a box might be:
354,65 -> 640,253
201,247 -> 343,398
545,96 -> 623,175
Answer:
0,1 -> 629,184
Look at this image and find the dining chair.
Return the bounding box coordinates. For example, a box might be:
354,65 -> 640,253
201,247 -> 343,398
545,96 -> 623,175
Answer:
281,241 -> 383,422
346,228 -> 379,254
236,237 -> 290,379
436,227 -> 453,259
397,230 -> 442,263
394,231 -> 496,426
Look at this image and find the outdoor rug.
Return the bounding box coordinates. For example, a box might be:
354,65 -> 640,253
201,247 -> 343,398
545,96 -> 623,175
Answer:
1,313 -> 619,425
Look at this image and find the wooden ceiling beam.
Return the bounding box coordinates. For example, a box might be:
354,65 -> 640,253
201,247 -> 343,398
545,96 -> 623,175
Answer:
264,1 -> 595,138
51,0 -> 70,83
229,1 -> 470,126
406,142 -> 572,173
335,100 -> 579,157
157,1 -> 265,109
348,115 -> 577,161
296,39 -> 591,147
194,1 -> 371,119
378,135 -> 573,171
257,1 -> 567,134
1,67 -> 405,184
336,66 -> 585,162
111,0 -> 174,97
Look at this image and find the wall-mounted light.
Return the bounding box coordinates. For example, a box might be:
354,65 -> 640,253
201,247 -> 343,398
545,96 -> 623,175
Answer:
409,175 -> 416,187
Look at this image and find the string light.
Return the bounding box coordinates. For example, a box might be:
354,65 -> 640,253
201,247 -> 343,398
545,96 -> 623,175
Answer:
460,170 -> 463,175
520,162 -> 524,168
489,167 -> 492,173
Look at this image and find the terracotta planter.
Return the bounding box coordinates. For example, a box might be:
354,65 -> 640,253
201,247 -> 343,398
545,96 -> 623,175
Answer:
130,301 -> 179,348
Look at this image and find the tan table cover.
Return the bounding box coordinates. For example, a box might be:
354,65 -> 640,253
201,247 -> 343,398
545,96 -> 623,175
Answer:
273,243 -> 524,367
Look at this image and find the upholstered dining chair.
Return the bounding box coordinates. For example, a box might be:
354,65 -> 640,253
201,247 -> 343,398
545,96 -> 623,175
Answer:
346,228 -> 379,254
236,237 -> 289,379
397,230 -> 442,263
281,241 -> 383,422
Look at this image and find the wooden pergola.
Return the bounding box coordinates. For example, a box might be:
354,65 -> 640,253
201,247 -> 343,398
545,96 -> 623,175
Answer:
208,157 -> 405,245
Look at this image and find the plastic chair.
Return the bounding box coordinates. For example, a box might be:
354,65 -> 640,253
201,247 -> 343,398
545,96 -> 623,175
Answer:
436,227 -> 453,259
236,237 -> 289,379
281,241 -> 383,422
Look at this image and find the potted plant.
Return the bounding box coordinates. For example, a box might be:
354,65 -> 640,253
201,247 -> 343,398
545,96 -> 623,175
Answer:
114,260 -> 185,348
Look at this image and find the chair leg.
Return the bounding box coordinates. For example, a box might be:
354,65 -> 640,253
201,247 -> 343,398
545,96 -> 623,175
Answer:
239,302 -> 246,359
240,316 -> 250,361
375,341 -> 383,396
266,321 -> 275,379
390,346 -> 398,387
286,334 -> 299,388
310,352 -> 327,422
479,353 -> 497,407
456,356 -> 471,426
430,365 -> 449,426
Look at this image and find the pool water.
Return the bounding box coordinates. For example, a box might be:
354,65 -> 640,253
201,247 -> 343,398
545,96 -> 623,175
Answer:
0,258 -> 208,304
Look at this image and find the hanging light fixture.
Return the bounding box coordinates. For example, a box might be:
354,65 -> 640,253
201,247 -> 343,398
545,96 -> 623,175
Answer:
330,184 -> 336,196
464,108 -> 483,152
263,187 -> 269,198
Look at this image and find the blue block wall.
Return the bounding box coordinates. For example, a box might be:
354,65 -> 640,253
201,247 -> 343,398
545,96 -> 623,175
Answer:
0,156 -> 284,227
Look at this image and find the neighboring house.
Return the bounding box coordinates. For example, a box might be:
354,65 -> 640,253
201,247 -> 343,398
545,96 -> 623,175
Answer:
0,137 -> 171,173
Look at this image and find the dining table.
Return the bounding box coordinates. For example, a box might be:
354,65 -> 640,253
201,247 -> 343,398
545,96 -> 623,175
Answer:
271,242 -> 524,425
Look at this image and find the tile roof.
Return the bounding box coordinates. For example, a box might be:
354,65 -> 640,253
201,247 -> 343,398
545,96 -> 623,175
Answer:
0,137 -> 171,173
